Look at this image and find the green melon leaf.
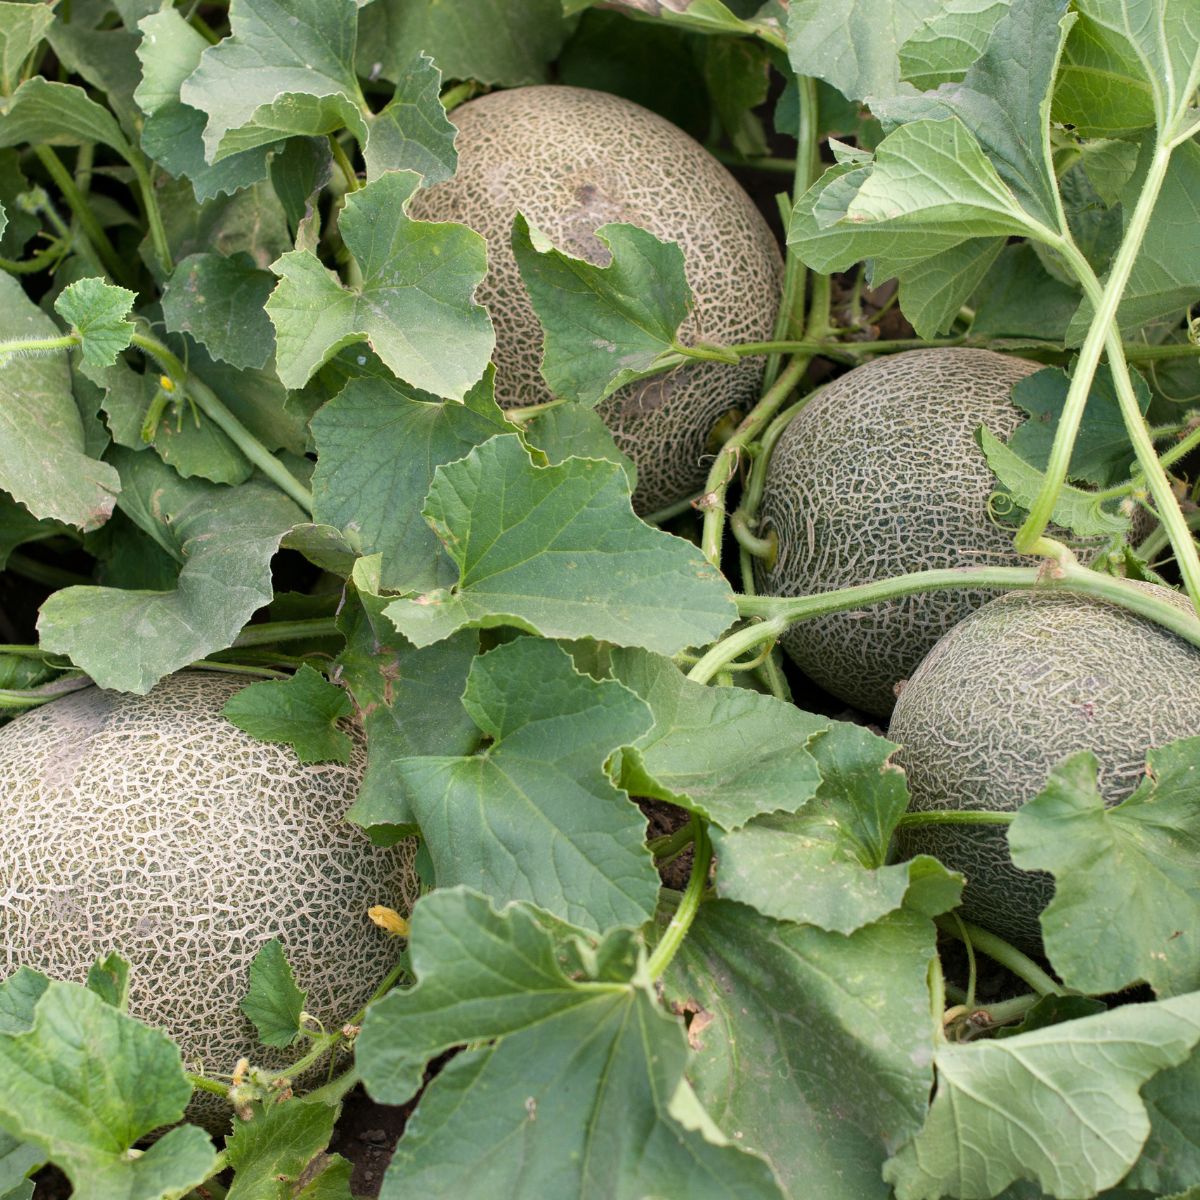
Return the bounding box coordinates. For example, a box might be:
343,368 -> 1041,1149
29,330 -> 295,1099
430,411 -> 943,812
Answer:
362,53 -> 458,185
43,21 -> 143,142
358,888 -> 783,1199
665,899 -> 938,1200
0,151 -> 36,259
0,3 -> 55,97
269,136 -> 332,244
883,991 -> 1200,1199
161,252 -> 277,370
240,939 -> 309,1049
0,493 -> 61,572
179,0 -> 367,164
609,648 -> 825,830
977,425 -> 1131,539
897,0 -> 1007,90
266,170 -> 494,397
1009,741 -> 1200,997
0,274 -> 120,531
702,38 -> 771,158
512,214 -> 697,408
309,371 -> 510,594
0,981 -> 218,1200
225,1100 -> 352,1199
391,638 -> 659,931
711,721 -> 963,933
384,435 -> 736,653
53,277 -> 135,368
1127,1049 -> 1200,1195
0,77 -> 133,161
356,0 -> 573,88
135,8 -> 274,202
85,953 -> 131,1012
968,243 -> 1084,342
896,237 -> 1005,339
0,969 -> 46,1035
336,583 -> 481,838
0,1129 -> 41,1200
517,401 -> 637,487
38,448 -> 305,693
222,665 -> 353,766
786,0 -> 945,104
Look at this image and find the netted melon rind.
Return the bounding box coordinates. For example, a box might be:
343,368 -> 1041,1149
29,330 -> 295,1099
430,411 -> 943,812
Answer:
408,84 -> 783,513
889,585 -> 1200,949
757,348 -> 1046,717
0,671 -> 417,1127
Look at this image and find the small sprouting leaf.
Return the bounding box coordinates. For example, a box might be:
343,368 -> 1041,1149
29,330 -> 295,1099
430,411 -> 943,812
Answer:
898,0 -> 1007,90
0,77 -> 133,161
0,274 -> 120,531
85,953 -> 131,1012
222,665 -> 353,765
385,435 -> 736,653
179,0 -> 367,163
1005,363 -> 1148,488
0,981 -> 218,1200
358,888 -> 782,1198
266,170 -> 494,397
518,401 -> 637,486
1008,741 -> 1200,997
224,1099 -> 352,1198
511,214 -> 696,408
609,648 -> 825,830
883,991 -> 1200,1199
241,939 -> 308,1049
711,722 -> 962,933
53,278 -> 135,368
38,448 -> 305,693
392,638 -> 659,931
356,0 -> 573,88
0,2 -> 55,96
977,425 -> 1131,539
309,371 -> 510,594
666,900 -> 939,1200
161,252 -> 276,370
362,52 -> 457,185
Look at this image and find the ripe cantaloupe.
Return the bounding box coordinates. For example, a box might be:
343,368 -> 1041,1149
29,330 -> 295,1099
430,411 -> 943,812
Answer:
409,84 -> 783,513
0,671 -> 416,1123
889,586 -> 1200,949
756,348 -> 1046,717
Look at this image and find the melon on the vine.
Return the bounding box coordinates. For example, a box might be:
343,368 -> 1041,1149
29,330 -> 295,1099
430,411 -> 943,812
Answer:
0,671 -> 417,1123
410,84 -> 783,513
889,586 -> 1200,949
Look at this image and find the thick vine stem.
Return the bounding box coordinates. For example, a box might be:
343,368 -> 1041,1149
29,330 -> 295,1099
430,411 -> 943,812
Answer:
647,816 -> 711,981
33,146 -> 123,283
233,617 -> 341,647
895,810 -> 1016,828
935,916 -> 1066,998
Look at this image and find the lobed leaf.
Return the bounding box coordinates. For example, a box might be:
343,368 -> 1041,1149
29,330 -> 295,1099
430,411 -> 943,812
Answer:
240,939 -> 309,1049
53,277 -> 135,368
224,1099 -> 352,1199
0,77 -> 133,161
0,2 -> 55,97
362,52 -> 458,185
897,0 -> 1007,90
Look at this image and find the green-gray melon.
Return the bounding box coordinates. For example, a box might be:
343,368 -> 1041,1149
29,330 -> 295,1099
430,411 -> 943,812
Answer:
757,348 -> 1048,717
889,586 -> 1200,949
408,84 -> 783,513
0,670 -> 417,1125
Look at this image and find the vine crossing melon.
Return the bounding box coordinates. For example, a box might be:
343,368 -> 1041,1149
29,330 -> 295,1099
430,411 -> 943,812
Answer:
409,84 -> 783,513
756,348 -> 1046,717
889,586 -> 1200,949
0,671 -> 417,1124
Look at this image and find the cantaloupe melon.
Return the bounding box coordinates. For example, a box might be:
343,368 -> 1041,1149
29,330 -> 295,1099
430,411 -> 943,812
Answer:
756,348 -> 1047,717
0,671 -> 416,1124
889,586 -> 1200,949
409,84 -> 783,513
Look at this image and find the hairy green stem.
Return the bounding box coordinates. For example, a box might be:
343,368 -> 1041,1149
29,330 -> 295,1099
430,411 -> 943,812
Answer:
647,816 -> 710,981
0,243 -> 70,274
440,81 -> 478,112
711,150 -> 798,174
895,810 -> 1016,828
234,617 -> 341,647
0,333 -> 79,359
1135,509 -> 1200,564
935,916 -> 1066,997
1122,340 -> 1200,361
649,823 -> 696,863
130,152 -> 173,275
33,145 -> 124,281
189,660 -> 290,680
188,1072 -> 230,1098
953,913 -> 978,1011
329,134 -> 360,192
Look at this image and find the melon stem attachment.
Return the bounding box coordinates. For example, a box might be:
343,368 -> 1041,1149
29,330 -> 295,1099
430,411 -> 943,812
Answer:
935,916 -> 1066,998
647,816 -> 710,982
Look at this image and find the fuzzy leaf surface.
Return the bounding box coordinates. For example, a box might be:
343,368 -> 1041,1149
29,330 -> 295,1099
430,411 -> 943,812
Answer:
309,372 -> 510,594
711,722 -> 962,933
0,274 -> 120,531
609,648 -> 824,830
1009,742 -> 1200,997
511,214 -> 694,407
359,889 -> 782,1199
267,171 -> 493,397
38,449 -> 304,693
519,402 -> 637,486
385,435 -> 736,652
392,638 -> 659,931
0,77 -> 132,159
665,899 -> 937,1200
1127,1049 -> 1200,1195
361,52 -> 457,185
897,0 -> 1007,89
896,237 -> 1004,338
179,0 -> 366,162
224,1099 -> 350,1199
53,278 -> 135,368
222,665 -> 354,765
884,991 -> 1200,1199
239,940 -> 309,1050
0,982 -> 217,1200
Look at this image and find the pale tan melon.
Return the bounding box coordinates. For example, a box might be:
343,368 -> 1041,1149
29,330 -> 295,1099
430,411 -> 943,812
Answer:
0,671 -> 417,1126
409,84 -> 783,513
